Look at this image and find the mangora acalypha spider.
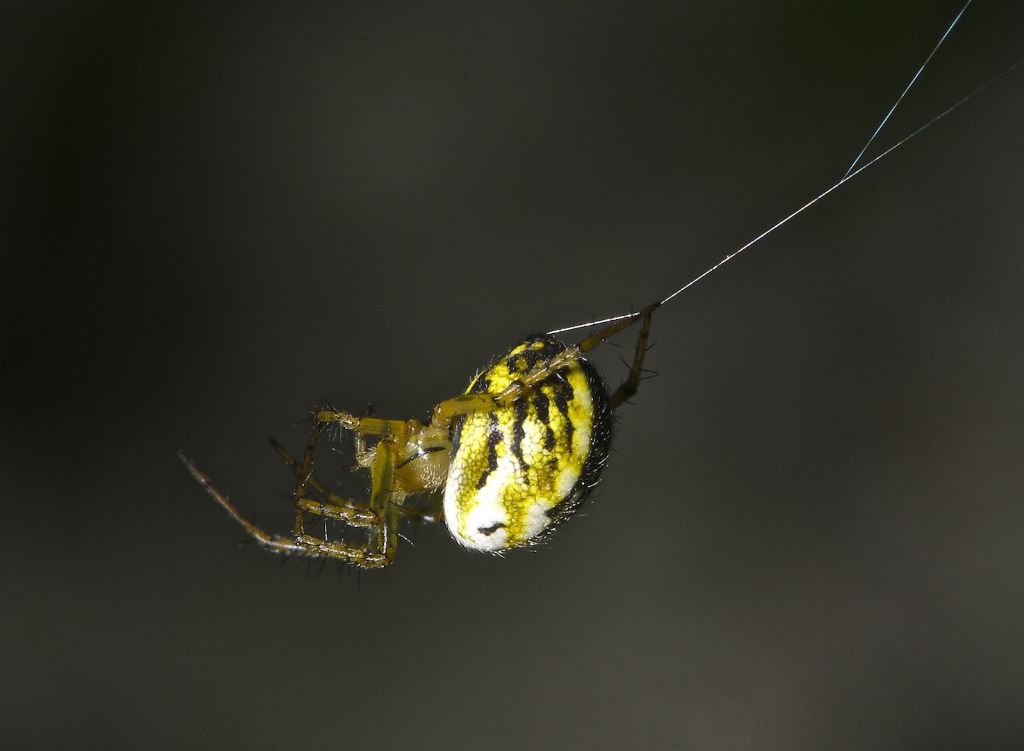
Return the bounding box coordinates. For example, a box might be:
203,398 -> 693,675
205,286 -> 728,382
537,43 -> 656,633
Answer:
179,303 -> 658,568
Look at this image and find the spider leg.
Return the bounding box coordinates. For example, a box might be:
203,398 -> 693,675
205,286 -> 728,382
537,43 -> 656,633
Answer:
292,420 -> 322,538
313,410 -> 411,438
495,301 -> 659,407
607,303 -> 656,409
180,451 -> 377,563
183,432 -> 403,568
431,392 -> 501,425
314,407 -> 412,469
268,436 -> 377,526
289,435 -> 401,568
577,301 -> 659,354
367,436 -> 401,563
352,403 -> 377,467
178,451 -> 305,555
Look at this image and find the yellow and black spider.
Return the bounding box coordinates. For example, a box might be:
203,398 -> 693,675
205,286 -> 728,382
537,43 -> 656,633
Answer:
180,302 -> 657,568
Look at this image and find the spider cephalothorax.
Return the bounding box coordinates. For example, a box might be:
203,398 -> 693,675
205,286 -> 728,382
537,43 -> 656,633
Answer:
181,302 -> 657,568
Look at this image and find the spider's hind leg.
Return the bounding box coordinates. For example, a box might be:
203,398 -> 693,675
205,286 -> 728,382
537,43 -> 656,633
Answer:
560,301 -> 658,409
606,303 -> 657,409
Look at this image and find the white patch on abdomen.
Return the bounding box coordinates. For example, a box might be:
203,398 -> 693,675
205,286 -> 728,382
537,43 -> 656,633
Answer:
444,451 -> 514,552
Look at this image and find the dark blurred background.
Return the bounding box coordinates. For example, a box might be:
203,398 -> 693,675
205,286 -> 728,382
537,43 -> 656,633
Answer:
3,2 -> 1023,749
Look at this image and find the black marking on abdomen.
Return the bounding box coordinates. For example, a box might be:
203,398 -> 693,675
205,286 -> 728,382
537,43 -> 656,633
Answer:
476,413 -> 501,489
477,522 -> 506,536
533,391 -> 557,451
551,374 -> 575,449
544,354 -> 613,528
510,397 -> 528,467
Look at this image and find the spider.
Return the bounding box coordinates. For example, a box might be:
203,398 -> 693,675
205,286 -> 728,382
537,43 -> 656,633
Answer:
179,302 -> 658,568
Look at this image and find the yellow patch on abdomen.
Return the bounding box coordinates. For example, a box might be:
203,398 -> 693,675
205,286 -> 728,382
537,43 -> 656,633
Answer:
443,335 -> 611,552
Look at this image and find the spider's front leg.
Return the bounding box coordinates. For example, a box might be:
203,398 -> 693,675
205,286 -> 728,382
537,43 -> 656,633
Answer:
284,417 -> 404,568
180,447 -> 395,567
366,435 -> 401,564
179,451 -> 306,556
268,436 -> 376,525
287,409 -> 406,536
293,437 -> 400,567
184,399 -> 420,568
313,410 -> 411,438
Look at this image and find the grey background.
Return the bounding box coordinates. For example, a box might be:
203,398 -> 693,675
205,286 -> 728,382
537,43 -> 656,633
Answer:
3,2 -> 1023,749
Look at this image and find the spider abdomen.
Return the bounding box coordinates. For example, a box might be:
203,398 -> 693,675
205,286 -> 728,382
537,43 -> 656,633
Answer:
443,335 -> 612,551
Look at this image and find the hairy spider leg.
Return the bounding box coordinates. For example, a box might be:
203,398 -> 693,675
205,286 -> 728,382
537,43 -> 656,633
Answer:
352,403 -> 379,467
313,411 -> 411,437
576,301 -> 659,355
288,418 -> 399,565
494,300 -> 659,408
292,421 -> 321,537
178,451 -> 305,555
273,431 -> 442,531
290,411 -> 407,534
268,436 -> 376,526
367,436 -> 402,564
179,449 -> 392,566
607,304 -> 656,409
